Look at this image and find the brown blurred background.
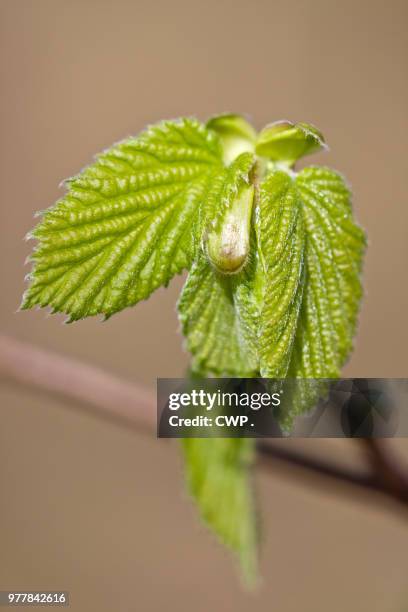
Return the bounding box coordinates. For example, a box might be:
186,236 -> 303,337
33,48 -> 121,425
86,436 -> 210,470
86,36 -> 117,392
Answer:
1,0 -> 407,610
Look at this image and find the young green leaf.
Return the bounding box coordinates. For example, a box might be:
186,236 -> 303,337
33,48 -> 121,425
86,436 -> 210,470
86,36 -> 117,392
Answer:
256,171 -> 306,378
255,120 -> 327,166
182,437 -> 257,583
206,114 -> 256,165
295,166 -> 366,366
178,153 -> 258,375
22,119 -> 223,321
277,166 -> 366,429
245,166 -> 365,429
177,254 -> 258,376
180,163 -> 365,429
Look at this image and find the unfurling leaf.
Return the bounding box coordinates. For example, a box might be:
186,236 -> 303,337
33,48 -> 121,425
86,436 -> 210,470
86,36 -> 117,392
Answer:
256,171 -> 306,378
178,152 -> 258,375
203,152 -> 255,274
279,166 -> 366,428
255,120 -> 327,165
206,114 -> 256,165
293,166 -> 365,370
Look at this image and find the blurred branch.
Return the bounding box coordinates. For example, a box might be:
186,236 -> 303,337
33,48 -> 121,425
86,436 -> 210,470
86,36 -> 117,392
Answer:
1,333 -> 408,514
0,333 -> 154,434
362,438 -> 408,506
256,440 -> 408,514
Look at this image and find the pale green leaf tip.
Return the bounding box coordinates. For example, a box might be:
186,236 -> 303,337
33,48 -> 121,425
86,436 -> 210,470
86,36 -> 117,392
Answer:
255,120 -> 328,165
181,437 -> 259,585
241,553 -> 259,589
207,113 -> 257,142
207,113 -> 257,165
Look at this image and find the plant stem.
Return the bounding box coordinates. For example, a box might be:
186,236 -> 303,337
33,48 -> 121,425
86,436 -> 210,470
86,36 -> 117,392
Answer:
1,333 -> 408,514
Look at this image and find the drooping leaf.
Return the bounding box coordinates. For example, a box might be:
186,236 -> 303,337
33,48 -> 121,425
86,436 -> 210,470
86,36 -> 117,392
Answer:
22,118 -> 223,321
182,437 -> 257,583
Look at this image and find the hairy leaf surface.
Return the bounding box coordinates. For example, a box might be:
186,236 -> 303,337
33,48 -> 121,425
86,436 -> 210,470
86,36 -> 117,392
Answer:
179,164 -> 365,399
254,166 -> 365,383
177,255 -> 258,376
22,119 -> 223,321
275,167 -> 366,428
256,171 -> 306,377
178,153 -> 258,375
294,166 -> 365,369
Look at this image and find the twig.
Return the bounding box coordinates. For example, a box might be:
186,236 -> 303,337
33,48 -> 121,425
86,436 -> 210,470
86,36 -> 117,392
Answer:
1,333 -> 408,513
0,333 -> 154,434
362,439 -> 408,505
256,441 -> 386,508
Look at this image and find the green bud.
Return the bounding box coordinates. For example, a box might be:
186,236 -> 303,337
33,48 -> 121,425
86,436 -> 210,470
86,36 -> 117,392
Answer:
207,114 -> 257,165
255,120 -> 327,166
206,183 -> 254,274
